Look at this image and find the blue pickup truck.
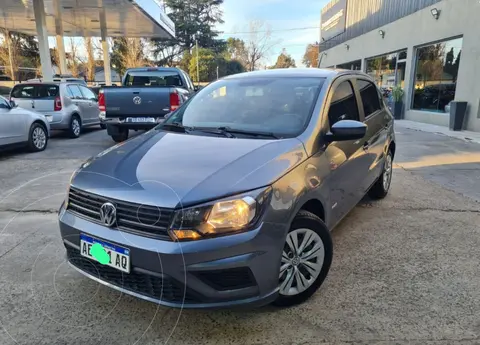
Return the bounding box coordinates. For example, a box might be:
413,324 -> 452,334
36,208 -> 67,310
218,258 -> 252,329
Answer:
99,67 -> 197,142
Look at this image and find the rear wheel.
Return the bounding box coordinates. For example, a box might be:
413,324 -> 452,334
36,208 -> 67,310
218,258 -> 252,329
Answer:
100,123 -> 107,130
28,123 -> 48,152
368,150 -> 393,199
273,210 -> 333,307
111,128 -> 129,143
68,115 -> 81,138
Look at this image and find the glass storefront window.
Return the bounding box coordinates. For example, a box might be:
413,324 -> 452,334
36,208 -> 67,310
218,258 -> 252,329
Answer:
336,60 -> 361,70
412,37 -> 463,113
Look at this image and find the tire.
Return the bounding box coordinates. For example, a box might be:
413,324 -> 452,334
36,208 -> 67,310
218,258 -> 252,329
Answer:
368,150 -> 393,200
111,129 -> 129,143
100,123 -> 107,130
27,123 -> 48,152
273,210 -> 333,307
68,115 -> 81,138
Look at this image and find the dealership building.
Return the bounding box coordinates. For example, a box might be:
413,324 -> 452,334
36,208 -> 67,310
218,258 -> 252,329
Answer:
319,0 -> 480,132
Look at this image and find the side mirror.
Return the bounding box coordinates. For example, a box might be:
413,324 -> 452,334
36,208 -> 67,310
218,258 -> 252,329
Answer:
194,85 -> 199,92
10,100 -> 16,108
325,120 -> 367,142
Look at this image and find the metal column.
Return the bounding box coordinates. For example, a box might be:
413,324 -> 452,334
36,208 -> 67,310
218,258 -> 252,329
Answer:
33,0 -> 53,81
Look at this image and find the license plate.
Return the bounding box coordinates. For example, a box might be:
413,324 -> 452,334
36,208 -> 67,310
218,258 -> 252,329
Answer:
80,234 -> 130,273
125,117 -> 155,123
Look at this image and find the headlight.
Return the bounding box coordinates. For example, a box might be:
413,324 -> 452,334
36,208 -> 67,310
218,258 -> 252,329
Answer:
169,187 -> 271,241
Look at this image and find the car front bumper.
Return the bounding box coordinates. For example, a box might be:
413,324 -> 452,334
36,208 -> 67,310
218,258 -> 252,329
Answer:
58,204 -> 287,309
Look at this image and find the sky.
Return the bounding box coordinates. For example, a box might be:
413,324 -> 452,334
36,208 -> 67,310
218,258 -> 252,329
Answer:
216,0 -> 328,67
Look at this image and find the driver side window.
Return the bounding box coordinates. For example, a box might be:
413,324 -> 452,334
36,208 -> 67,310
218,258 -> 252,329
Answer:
328,80 -> 360,126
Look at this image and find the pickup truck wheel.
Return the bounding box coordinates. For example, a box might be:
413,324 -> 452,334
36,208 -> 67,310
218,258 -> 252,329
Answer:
100,123 -> 107,130
111,129 -> 129,143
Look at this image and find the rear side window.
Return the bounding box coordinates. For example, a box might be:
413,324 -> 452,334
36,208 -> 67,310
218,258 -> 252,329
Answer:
357,80 -> 382,118
67,85 -> 84,99
36,85 -> 59,99
328,81 -> 360,125
11,85 -> 35,99
79,86 -> 97,101
124,70 -> 183,87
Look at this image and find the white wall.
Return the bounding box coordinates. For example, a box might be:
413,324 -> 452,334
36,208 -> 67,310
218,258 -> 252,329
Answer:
320,0 -> 480,132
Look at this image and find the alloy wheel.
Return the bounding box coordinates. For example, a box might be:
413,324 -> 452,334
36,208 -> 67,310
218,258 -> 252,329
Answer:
32,127 -> 46,150
383,154 -> 393,191
72,118 -> 81,136
279,228 -> 325,296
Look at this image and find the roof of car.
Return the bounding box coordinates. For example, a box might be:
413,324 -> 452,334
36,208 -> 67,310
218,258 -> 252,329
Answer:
124,67 -> 181,72
223,68 -> 368,79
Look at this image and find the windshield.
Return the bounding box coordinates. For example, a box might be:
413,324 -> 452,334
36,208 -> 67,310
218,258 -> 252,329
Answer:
162,76 -> 324,137
124,70 -> 183,87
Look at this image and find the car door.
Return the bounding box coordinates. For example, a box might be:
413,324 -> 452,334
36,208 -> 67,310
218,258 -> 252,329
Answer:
0,97 -> 27,146
32,84 -> 58,115
355,78 -> 391,192
67,84 -> 90,123
79,86 -> 100,123
323,78 -> 370,223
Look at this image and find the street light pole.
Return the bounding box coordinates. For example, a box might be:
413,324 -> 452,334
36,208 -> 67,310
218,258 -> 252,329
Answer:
216,65 -> 219,80
194,35 -> 200,87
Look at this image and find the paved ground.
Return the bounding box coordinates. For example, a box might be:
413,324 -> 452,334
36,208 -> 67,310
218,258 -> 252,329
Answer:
0,126 -> 480,345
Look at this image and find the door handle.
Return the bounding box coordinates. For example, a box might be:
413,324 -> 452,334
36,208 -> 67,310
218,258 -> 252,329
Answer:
31,100 -> 35,108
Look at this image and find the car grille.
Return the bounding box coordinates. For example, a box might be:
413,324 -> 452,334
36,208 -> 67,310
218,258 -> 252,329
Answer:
194,267 -> 257,291
67,187 -> 174,240
66,246 -> 199,304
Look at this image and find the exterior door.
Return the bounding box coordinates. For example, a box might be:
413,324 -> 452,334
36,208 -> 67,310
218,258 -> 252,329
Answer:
324,79 -> 369,223
79,86 -> 100,123
67,85 -> 89,123
355,78 -> 390,192
0,98 -> 27,146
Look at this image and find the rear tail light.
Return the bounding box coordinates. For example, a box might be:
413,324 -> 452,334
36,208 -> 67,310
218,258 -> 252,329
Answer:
54,96 -> 62,111
98,89 -> 105,111
169,91 -> 180,112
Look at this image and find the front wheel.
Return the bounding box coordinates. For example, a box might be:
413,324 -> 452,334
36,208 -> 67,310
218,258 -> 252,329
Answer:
28,123 -> 48,152
273,210 -> 333,307
368,150 -> 393,199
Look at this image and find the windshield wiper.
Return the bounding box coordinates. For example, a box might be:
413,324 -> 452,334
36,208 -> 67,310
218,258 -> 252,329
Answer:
158,122 -> 194,133
194,127 -> 236,138
216,127 -> 280,139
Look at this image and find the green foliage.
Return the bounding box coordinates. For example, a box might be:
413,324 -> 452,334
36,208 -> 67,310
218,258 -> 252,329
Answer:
189,47 -> 216,82
392,86 -> 404,102
152,0 -> 224,65
271,49 -> 296,69
302,44 -> 319,68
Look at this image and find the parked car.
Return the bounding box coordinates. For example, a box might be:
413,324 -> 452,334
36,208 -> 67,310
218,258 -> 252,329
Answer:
100,67 -> 197,142
0,86 -> 11,98
10,82 -> 105,138
59,68 -> 395,309
0,96 -> 50,152
27,77 -> 87,86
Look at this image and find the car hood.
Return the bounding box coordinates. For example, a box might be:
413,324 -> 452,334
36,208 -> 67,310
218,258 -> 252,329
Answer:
72,130 -> 307,208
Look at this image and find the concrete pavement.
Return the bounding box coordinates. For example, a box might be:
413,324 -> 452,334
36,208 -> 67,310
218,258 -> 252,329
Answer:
0,126 -> 480,345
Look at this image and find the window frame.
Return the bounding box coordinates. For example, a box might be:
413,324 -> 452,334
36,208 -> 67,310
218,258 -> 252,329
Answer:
67,84 -> 84,100
324,77 -> 362,129
0,96 -> 10,109
11,84 -> 36,99
78,85 -> 98,101
355,78 -> 384,120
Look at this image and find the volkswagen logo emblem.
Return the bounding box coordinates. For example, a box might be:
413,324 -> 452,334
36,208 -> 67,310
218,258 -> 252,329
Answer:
133,96 -> 142,105
99,202 -> 117,227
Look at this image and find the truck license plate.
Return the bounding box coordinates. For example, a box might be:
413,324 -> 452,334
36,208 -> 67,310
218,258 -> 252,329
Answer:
126,117 -> 156,123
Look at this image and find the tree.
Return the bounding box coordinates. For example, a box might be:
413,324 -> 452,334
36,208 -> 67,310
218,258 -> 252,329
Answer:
244,21 -> 278,71
67,38 -> 83,77
189,47 -> 216,82
152,0 -> 224,65
271,48 -> 296,69
224,37 -> 248,67
84,37 -> 96,82
0,30 -> 41,79
226,60 -> 245,75
110,38 -> 148,76
302,43 -> 319,68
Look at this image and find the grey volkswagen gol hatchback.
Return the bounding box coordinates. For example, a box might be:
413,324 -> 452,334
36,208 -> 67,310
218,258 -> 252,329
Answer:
58,68 -> 395,308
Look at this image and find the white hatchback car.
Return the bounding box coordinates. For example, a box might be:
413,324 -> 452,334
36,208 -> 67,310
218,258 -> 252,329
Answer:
0,96 -> 50,152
